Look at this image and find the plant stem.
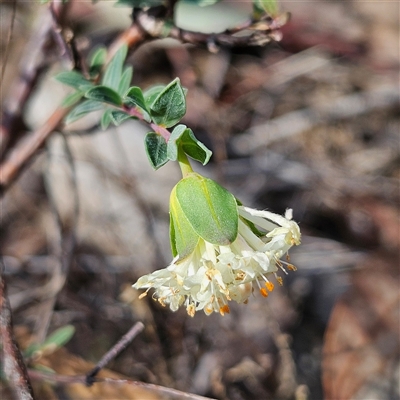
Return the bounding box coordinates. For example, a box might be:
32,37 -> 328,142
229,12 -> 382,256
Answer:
177,148 -> 193,177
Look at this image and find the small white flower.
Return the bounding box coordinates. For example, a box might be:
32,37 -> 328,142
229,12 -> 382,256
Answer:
133,206 -> 301,316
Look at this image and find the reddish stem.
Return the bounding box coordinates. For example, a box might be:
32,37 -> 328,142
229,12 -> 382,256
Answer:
150,123 -> 170,141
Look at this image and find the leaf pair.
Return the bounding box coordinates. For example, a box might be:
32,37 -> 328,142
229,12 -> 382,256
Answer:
170,174 -> 238,258
145,124 -> 212,170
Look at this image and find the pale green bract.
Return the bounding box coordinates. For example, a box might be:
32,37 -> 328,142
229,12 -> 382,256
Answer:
133,176 -> 301,317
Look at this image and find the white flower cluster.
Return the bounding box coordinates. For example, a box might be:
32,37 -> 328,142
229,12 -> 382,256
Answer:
133,206 -> 301,317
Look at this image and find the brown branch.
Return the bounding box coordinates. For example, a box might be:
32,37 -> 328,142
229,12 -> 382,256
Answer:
135,10 -> 287,50
31,134 -> 79,342
106,24 -> 147,64
0,0 -> 17,85
0,25 -> 146,197
86,322 -> 145,385
28,370 -> 216,400
0,263 -> 35,400
0,106 -> 72,197
0,1 -> 69,159
48,0 -> 76,70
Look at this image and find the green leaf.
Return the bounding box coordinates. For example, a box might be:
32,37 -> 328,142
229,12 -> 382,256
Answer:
168,124 -> 212,165
61,91 -> 84,108
118,66 -> 133,96
102,44 -> 128,92
65,100 -> 103,124
123,86 -> 150,121
175,173 -> 238,245
169,212 -> 178,257
124,86 -> 148,111
89,46 -> 107,78
170,186 -> 200,258
31,364 -> 56,374
85,86 -> 122,106
24,325 -> 75,358
101,109 -> 113,130
143,85 -> 165,109
110,110 -> 132,126
149,78 -> 186,128
55,71 -> 93,90
115,0 -> 164,7
182,0 -> 222,6
144,132 -> 168,170
42,325 -> 75,350
253,0 -> 278,16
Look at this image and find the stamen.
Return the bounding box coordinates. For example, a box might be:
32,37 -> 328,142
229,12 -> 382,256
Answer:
220,305 -> 230,315
265,281 -> 274,292
275,257 -> 288,274
205,304 -> 213,315
187,304 -> 196,317
287,264 -> 297,271
260,287 -> 269,297
275,275 -> 283,286
139,288 -> 150,299
158,298 -> 167,307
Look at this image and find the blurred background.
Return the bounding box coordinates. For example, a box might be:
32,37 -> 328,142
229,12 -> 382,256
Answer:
1,0 -> 399,399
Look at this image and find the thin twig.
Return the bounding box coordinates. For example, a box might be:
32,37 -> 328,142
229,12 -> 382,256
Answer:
0,2 -> 68,158
0,260 -> 35,400
28,369 -> 216,400
0,106 -> 72,197
0,0 -> 17,85
0,23 -> 146,197
61,133 -> 80,221
48,0 -> 75,70
135,9 -> 286,49
106,24 -> 146,64
86,321 -> 145,385
32,134 -> 79,342
8,136 -> 79,313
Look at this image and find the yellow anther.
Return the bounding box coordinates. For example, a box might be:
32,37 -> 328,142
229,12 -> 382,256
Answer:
158,298 -> 166,307
265,281 -> 275,292
205,305 -> 213,315
187,304 -> 196,317
260,288 -> 269,297
220,305 -> 230,315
